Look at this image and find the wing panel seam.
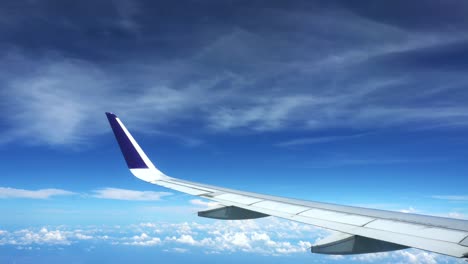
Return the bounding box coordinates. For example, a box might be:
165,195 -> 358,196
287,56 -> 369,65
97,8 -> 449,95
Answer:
295,208 -> 312,215
247,200 -> 265,206
459,234 -> 468,244
362,218 -> 378,227
155,180 -> 217,194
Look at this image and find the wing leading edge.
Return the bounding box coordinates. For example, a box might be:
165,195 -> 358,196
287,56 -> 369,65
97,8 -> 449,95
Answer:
105,112 -> 468,258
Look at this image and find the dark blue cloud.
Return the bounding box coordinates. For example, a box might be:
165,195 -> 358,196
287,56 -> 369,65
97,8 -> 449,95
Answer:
1,0 -> 468,146
343,0 -> 468,32
6,0 -> 466,62
2,0 -> 466,72
370,39 -> 468,71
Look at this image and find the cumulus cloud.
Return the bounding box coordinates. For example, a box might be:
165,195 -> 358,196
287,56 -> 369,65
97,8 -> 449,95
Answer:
0,219 -> 462,263
0,218 -> 323,255
393,250 -> 439,264
0,228 -> 71,246
166,234 -> 197,246
123,233 -> 162,246
154,218 -> 324,255
189,199 -> 220,208
347,249 -> 449,264
0,187 -> 75,199
92,188 -> 171,201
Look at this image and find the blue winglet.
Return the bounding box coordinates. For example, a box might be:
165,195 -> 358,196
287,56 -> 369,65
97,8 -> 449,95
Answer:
105,112 -> 149,169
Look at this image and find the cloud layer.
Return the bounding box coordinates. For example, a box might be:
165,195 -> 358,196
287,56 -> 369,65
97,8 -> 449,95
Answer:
0,187 -> 75,199
0,186 -> 170,201
0,219 -> 460,263
432,195 -> 468,201
92,188 -> 171,201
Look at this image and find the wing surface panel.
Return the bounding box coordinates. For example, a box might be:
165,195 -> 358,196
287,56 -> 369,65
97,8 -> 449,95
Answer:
152,178 -> 468,257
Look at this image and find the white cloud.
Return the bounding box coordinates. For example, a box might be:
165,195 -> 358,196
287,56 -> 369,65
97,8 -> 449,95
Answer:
166,234 -> 197,245
164,247 -> 189,253
0,187 -> 75,199
350,252 -> 390,262
40,229 -> 68,244
92,188 -> 171,201
0,54 -> 214,147
251,232 -> 270,242
345,249 -> 457,264
0,220 -> 462,263
399,207 -> 418,214
139,222 -> 157,228
189,199 -> 220,208
156,218 -> 324,255
394,250 -> 439,264
276,133 -> 367,147
3,33 -> 468,148
0,228 -> 71,246
447,212 -> 467,220
0,186 -> 174,201
75,233 -> 93,240
207,95 -> 319,132
432,195 -> 468,201
2,57 -> 111,146
177,234 -> 197,245
230,232 -> 251,248
133,233 -> 149,240
172,247 -> 189,253
125,237 -> 161,246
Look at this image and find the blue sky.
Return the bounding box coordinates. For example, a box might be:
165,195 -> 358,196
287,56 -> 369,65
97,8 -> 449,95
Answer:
1,0 -> 468,263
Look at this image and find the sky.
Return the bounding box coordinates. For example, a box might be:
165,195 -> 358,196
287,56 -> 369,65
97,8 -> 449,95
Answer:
1,0 -> 468,263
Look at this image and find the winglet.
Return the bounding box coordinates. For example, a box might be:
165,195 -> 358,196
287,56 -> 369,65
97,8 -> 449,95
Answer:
105,112 -> 168,182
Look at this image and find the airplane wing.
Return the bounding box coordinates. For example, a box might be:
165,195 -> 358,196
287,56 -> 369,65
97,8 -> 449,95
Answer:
105,112 -> 468,258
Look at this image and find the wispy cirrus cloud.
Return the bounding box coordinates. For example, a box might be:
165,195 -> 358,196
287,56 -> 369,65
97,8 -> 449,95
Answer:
276,133 -> 368,147
1,2 -> 468,147
447,212 -> 467,220
92,188 -> 171,201
432,195 -> 468,201
0,187 -> 75,199
0,186 -> 171,201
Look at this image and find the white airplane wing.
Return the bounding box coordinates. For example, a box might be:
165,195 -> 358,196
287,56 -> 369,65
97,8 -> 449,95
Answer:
105,112 -> 468,258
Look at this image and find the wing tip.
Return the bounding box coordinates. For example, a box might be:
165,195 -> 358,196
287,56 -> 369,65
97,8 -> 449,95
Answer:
105,111 -> 150,169
105,112 -> 117,118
